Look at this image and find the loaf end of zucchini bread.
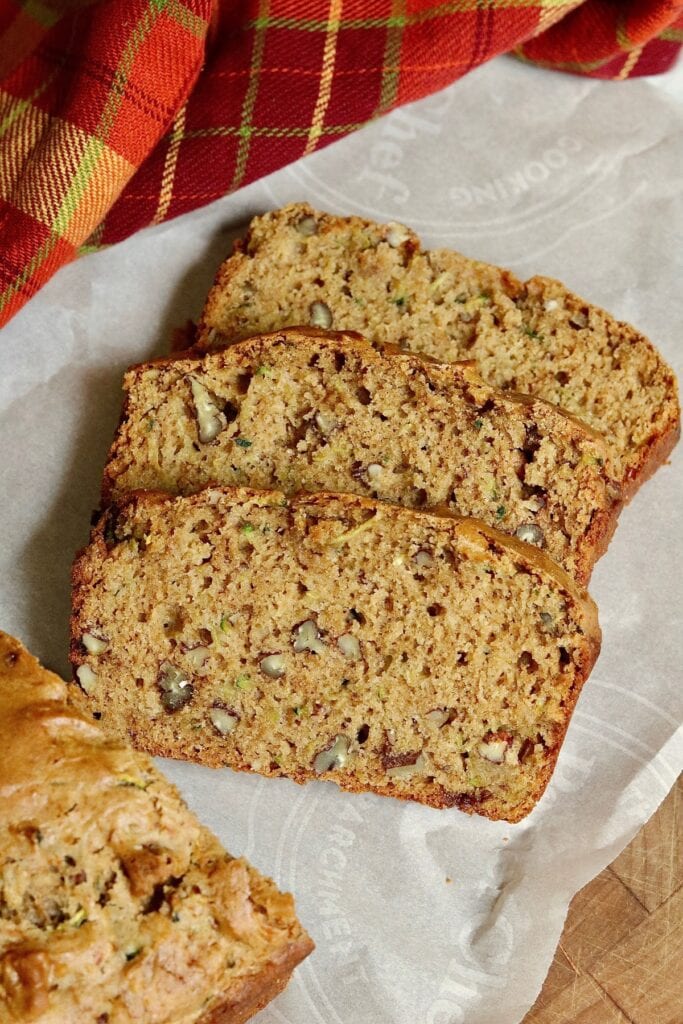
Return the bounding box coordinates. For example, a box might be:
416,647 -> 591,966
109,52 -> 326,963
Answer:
0,631 -> 313,1024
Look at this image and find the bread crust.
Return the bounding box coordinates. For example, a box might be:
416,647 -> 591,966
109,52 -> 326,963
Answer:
79,487 -> 600,637
523,275 -> 681,504
100,327 -> 624,585
198,935 -> 314,1024
195,203 -> 680,497
621,410 -> 681,503
1,630 -> 313,1023
71,487 -> 601,824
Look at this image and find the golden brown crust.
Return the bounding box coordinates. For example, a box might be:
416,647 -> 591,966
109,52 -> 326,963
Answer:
199,935 -> 314,1024
71,486 -> 600,824
522,275 -> 682,503
1,630 -> 313,1023
291,489 -> 598,621
195,203 -> 680,496
80,486 -> 599,645
101,327 -> 623,584
621,410 -> 681,504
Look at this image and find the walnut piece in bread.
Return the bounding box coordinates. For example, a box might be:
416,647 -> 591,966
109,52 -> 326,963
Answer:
103,328 -> 622,585
71,488 -> 602,823
196,203 -> 680,497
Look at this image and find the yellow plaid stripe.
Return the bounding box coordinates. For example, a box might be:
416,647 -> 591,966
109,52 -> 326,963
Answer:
0,0 -> 174,314
303,0 -> 343,156
98,0 -> 170,139
0,89 -> 50,197
614,45 -> 643,79
0,73 -> 55,143
165,0 -> 206,36
79,218 -> 107,254
532,3 -> 580,37
5,117 -> 132,242
616,12 -> 633,52
153,101 -> 187,224
0,0 -> 678,328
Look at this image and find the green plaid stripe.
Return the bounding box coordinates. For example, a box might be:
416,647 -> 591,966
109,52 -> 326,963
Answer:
52,136 -> 105,235
230,0 -> 270,191
248,0 -> 573,33
0,0 -> 171,312
166,0 -> 206,35
184,122 -> 365,140
376,0 -> 405,116
78,242 -> 107,255
1,0 -> 680,330
19,0 -> 60,28
101,0 -> 170,137
514,49 -> 605,73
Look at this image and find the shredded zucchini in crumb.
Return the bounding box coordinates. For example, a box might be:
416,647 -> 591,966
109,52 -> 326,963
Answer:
330,515 -> 377,547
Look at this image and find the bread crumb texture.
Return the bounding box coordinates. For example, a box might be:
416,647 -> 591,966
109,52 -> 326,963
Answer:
0,631 -> 313,1024
70,489 -> 601,824
197,203 -> 680,494
104,329 -> 621,584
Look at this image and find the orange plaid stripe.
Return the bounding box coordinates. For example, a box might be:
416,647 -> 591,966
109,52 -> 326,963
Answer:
0,0 -> 681,328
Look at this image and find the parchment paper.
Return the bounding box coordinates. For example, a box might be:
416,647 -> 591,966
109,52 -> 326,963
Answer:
1,54 -> 681,1024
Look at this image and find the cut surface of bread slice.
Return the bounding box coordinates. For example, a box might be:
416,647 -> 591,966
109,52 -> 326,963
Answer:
70,489 -> 601,824
196,203 -> 680,496
0,631 -> 313,1024
103,328 -> 621,585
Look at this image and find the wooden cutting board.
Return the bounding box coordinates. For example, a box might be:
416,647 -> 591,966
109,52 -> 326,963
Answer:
524,777 -> 682,1024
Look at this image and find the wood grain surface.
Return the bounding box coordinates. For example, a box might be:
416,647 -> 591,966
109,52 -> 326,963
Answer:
524,777 -> 682,1024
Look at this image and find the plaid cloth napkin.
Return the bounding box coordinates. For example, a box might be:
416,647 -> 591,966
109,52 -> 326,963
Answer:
0,0 -> 681,328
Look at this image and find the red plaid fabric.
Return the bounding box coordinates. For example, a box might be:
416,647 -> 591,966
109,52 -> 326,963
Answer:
0,0 -> 681,328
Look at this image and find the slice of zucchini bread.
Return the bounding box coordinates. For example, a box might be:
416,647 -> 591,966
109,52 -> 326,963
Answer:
103,329 -> 620,585
196,203 -> 680,496
0,631 -> 313,1024
70,488 -> 601,824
